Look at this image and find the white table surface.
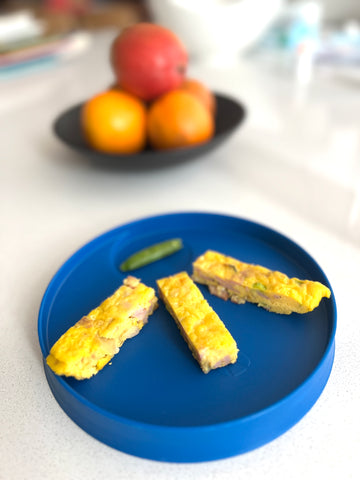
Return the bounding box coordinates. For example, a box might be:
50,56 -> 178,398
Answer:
1,29 -> 359,479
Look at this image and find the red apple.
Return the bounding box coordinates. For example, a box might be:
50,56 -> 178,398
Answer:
111,23 -> 188,101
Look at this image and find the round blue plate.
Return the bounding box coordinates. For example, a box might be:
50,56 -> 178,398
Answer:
38,212 -> 336,462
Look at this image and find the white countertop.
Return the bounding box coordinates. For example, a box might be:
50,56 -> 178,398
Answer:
1,30 -> 360,479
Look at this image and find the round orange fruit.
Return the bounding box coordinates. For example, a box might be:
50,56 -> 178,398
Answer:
147,89 -> 215,150
81,89 -> 147,154
181,78 -> 216,115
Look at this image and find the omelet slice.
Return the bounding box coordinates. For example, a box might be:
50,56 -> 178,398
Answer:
157,271 -> 238,374
46,276 -> 158,380
192,250 -> 331,315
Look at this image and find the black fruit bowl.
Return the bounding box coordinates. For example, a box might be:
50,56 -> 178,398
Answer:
53,93 -> 246,169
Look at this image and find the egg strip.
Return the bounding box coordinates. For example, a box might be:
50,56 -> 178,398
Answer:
192,250 -> 331,315
157,271 -> 238,374
46,276 -> 158,380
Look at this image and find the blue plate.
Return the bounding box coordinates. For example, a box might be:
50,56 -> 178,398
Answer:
38,212 -> 336,462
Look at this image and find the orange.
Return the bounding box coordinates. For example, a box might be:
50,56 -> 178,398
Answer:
147,89 -> 215,150
81,89 -> 147,154
181,78 -> 216,115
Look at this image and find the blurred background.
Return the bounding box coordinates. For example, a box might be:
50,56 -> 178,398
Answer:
1,0 -> 360,31
2,0 -> 360,75
1,0 -> 360,245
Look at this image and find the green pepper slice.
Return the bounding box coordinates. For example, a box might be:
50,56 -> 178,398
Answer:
252,282 -> 267,291
120,238 -> 183,271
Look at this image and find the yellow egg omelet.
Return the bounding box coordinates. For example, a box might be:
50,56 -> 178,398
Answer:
192,250 -> 331,315
46,276 -> 158,380
157,271 -> 238,374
